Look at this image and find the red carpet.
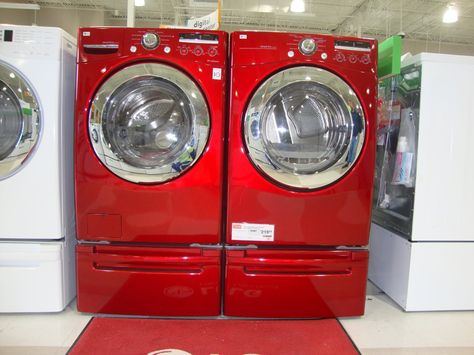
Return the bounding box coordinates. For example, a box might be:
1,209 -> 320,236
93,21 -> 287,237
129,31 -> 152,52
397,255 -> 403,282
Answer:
68,318 -> 359,355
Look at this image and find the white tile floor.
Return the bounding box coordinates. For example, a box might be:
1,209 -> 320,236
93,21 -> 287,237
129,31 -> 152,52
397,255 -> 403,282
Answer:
0,282 -> 473,354
341,283 -> 474,354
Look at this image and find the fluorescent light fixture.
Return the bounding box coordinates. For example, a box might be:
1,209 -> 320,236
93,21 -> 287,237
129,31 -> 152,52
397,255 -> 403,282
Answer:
135,0 -> 145,6
250,5 -> 274,13
443,3 -> 458,23
290,0 -> 305,13
0,2 -> 40,10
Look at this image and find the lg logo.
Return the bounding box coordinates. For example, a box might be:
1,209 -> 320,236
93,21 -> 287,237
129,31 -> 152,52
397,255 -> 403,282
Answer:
147,350 -> 191,355
148,349 -> 262,355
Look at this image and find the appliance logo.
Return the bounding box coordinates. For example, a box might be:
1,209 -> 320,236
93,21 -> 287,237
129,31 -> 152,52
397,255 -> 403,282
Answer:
163,286 -> 194,298
148,350 -> 191,355
148,349 -> 262,355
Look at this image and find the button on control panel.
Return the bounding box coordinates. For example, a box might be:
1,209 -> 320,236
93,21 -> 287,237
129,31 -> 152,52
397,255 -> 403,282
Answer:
193,46 -> 204,56
360,54 -> 371,64
335,52 -> 345,62
332,39 -> 373,66
208,47 -> 218,57
177,45 -> 218,58
334,51 -> 372,65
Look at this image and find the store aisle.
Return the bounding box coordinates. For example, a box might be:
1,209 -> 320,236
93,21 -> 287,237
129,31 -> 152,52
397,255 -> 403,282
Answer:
0,282 -> 473,354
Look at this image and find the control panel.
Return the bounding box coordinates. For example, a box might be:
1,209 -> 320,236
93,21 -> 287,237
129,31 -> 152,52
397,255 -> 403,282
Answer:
0,26 -> 62,59
79,28 -> 224,64
232,31 -> 376,69
295,36 -> 372,65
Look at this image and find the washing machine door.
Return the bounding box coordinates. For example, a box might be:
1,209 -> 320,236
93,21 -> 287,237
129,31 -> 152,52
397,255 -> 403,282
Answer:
0,61 -> 41,180
89,62 -> 210,184
244,66 -> 365,189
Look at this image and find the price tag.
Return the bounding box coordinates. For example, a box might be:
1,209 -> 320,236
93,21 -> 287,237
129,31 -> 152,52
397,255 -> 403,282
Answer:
231,223 -> 274,242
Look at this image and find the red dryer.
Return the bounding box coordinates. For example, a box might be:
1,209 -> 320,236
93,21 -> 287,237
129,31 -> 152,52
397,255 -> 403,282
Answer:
224,32 -> 378,318
74,28 -> 227,316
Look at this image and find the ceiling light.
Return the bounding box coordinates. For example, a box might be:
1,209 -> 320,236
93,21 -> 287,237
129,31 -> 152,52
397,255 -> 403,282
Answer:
0,2 -> 40,10
443,3 -> 458,23
290,0 -> 305,13
135,0 -> 145,7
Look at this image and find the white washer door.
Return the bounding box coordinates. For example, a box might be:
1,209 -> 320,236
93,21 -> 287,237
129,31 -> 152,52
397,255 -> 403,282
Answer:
244,66 -> 365,189
89,63 -> 210,184
0,61 -> 41,180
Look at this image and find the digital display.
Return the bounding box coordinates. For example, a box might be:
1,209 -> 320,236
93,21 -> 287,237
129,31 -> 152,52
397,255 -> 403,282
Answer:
335,40 -> 371,51
179,33 -> 219,44
4,30 -> 13,42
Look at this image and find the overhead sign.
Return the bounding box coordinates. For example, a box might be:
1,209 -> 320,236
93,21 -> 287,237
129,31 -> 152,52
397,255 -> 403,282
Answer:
186,9 -> 219,30
378,36 -> 402,78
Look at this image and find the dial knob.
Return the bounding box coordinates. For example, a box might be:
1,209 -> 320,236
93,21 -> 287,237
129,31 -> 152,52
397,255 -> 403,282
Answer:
142,32 -> 159,50
361,54 -> 371,64
335,52 -> 345,62
208,47 -> 218,57
299,38 -> 317,55
193,46 -> 204,56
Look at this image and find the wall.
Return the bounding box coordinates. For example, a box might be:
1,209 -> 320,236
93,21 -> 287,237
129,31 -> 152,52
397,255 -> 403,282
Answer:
403,38 -> 474,56
0,8 -> 105,37
0,9 -> 34,26
35,9 -> 105,37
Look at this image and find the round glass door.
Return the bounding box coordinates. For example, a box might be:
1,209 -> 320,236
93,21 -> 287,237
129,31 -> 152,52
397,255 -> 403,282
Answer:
0,61 -> 41,180
89,63 -> 210,184
244,66 -> 365,189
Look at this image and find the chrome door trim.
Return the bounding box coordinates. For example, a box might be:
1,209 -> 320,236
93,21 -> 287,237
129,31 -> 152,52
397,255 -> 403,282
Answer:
244,66 -> 365,190
0,60 -> 41,180
89,62 -> 210,184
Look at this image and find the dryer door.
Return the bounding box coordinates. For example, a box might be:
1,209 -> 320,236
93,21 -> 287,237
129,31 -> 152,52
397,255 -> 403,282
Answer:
0,61 -> 41,180
90,63 -> 210,184
244,66 -> 365,189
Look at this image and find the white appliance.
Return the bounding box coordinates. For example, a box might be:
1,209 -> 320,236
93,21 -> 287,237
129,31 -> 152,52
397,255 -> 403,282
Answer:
369,53 -> 474,311
0,25 -> 76,312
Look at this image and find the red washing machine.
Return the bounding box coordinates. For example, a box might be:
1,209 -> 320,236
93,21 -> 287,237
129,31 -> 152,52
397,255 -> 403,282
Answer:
74,28 -> 227,316
224,32 -> 377,318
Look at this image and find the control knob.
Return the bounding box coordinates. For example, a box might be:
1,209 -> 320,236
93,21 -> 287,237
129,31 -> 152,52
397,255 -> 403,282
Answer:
142,32 -> 159,50
298,38 -> 317,56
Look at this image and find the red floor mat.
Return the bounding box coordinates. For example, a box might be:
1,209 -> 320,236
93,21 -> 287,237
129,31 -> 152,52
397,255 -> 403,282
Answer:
68,317 -> 358,355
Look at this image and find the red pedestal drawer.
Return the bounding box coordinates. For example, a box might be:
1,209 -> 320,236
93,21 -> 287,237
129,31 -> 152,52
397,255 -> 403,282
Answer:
76,245 -> 221,316
224,249 -> 369,318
